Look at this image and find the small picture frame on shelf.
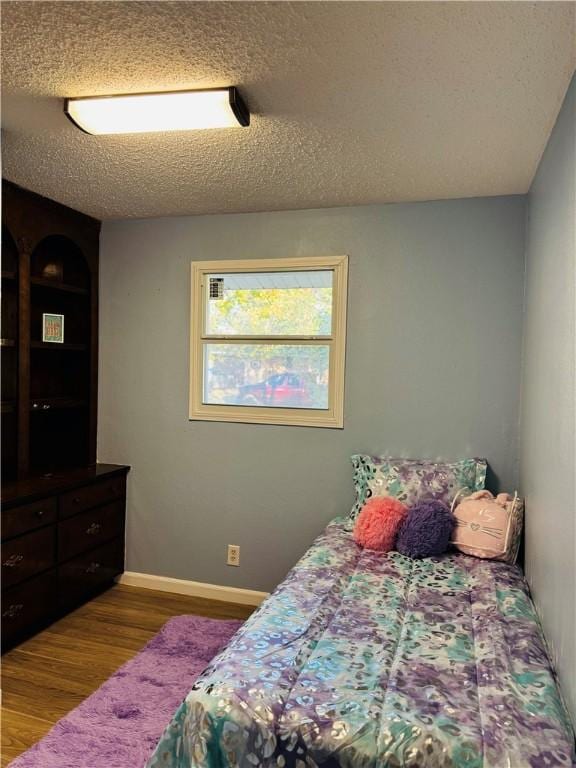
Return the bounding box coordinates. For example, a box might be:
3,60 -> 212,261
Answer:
42,313 -> 64,343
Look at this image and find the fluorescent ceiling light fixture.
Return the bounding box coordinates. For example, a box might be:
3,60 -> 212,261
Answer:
65,87 -> 249,135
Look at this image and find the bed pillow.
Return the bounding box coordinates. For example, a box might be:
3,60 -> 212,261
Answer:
349,456 -> 487,520
451,490 -> 524,563
353,496 -> 407,552
396,500 -> 454,558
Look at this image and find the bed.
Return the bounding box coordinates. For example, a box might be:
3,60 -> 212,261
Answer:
147,518 -> 575,768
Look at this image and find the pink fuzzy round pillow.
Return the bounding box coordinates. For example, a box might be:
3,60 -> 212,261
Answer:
353,496 -> 408,551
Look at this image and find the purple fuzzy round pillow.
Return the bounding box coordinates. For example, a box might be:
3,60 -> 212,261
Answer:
396,500 -> 454,558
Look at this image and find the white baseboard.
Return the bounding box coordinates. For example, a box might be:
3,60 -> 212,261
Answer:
116,571 -> 269,607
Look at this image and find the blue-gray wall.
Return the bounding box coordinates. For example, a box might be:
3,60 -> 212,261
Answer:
99,196 -> 526,592
520,74 -> 575,722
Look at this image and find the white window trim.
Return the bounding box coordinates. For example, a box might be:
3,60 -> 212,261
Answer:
189,255 -> 348,428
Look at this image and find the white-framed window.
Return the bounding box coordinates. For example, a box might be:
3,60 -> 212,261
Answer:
189,255 -> 348,428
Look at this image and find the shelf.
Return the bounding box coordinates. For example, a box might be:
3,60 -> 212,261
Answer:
31,341 -> 87,352
30,397 -> 87,412
30,277 -> 88,295
3,180 -> 99,477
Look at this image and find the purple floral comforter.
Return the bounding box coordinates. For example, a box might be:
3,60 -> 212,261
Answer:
148,518 -> 575,768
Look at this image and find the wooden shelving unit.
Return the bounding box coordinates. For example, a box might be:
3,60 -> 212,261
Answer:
1,183 -> 130,651
1,181 -> 100,480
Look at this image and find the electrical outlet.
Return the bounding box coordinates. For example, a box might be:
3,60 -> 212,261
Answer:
227,544 -> 240,567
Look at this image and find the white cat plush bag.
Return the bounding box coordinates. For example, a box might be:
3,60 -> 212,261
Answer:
451,489 -> 524,563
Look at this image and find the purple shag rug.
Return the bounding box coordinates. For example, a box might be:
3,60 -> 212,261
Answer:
8,615 -> 242,768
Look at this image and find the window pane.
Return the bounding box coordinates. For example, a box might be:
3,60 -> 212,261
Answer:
203,344 -> 330,409
205,271 -> 333,336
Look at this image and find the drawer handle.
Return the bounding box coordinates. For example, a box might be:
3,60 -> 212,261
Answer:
86,522 -> 102,536
36,509 -> 45,518
73,497 -> 81,504
86,562 -> 100,574
3,603 -> 23,619
3,553 -> 24,568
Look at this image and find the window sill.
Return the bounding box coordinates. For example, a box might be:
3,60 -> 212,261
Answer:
189,404 -> 344,429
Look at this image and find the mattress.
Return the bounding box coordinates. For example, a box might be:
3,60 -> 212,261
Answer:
147,518 -> 575,768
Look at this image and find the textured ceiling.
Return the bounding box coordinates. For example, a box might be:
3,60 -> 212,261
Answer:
1,1 -> 575,220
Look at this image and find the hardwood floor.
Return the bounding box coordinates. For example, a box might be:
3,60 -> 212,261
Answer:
1,584 -> 254,766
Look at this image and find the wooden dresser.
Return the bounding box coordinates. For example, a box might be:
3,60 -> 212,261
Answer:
1,463 -> 129,650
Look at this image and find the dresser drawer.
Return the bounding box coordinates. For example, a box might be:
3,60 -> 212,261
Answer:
58,537 -> 124,607
2,570 -> 57,646
2,497 -> 57,541
59,476 -> 126,519
1,527 -> 56,589
58,500 -> 124,562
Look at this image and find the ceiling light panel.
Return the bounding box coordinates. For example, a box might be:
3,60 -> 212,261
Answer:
65,87 -> 249,135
